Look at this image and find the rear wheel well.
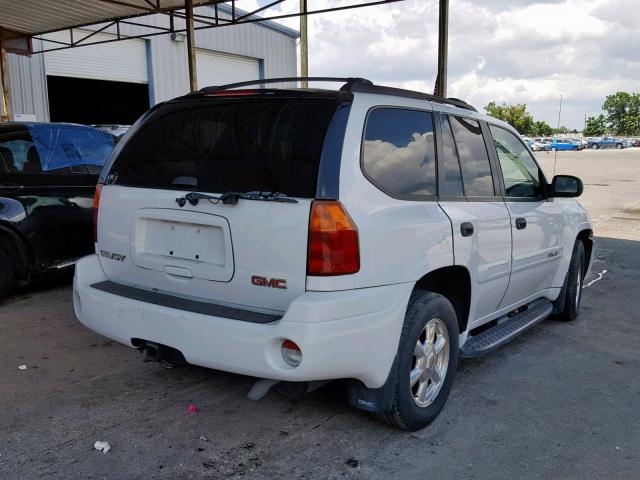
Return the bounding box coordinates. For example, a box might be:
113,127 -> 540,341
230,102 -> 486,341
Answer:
577,229 -> 593,275
413,266 -> 471,333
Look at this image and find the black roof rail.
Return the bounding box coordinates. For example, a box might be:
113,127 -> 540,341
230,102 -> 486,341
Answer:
348,83 -> 477,112
199,77 -> 373,93
198,76 -> 476,112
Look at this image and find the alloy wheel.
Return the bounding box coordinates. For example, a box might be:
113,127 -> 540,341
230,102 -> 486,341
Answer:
410,318 -> 450,408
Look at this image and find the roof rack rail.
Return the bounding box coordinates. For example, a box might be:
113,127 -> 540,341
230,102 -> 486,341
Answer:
348,83 -> 477,112
199,77 -> 373,93
198,76 -> 477,112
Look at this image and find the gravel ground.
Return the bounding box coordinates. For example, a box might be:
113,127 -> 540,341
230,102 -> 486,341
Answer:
1,148 -> 639,479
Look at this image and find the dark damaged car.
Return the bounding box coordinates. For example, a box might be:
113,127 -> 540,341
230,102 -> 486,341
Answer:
0,122 -> 116,301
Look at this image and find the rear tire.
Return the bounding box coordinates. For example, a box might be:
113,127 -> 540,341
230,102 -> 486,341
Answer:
375,291 -> 459,431
616,143 -> 623,149
0,241 -> 14,302
557,241 -> 585,321
591,144 -> 599,149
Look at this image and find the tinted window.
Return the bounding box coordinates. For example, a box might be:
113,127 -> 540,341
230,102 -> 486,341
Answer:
111,97 -> 338,198
490,125 -> 543,198
449,116 -> 495,197
0,134 -> 36,173
362,108 -> 436,196
439,115 -> 464,196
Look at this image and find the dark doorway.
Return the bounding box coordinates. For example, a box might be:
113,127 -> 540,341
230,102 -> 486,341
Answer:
47,76 -> 150,125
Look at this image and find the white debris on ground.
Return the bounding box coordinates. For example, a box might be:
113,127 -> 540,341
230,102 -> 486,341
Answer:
199,435 -> 209,442
94,441 -> 111,453
584,269 -> 608,287
18,365 -> 27,370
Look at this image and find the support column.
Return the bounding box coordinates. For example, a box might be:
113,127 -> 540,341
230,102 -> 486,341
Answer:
434,0 -> 448,98
0,36 -> 10,122
185,0 -> 198,92
299,0 -> 308,88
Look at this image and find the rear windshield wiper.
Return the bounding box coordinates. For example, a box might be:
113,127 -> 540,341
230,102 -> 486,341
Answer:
176,191 -> 298,207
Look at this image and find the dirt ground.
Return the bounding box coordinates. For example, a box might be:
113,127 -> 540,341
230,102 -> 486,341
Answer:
1,148 -> 639,479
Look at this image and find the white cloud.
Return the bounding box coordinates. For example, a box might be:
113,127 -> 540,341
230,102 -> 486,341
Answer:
241,0 -> 640,129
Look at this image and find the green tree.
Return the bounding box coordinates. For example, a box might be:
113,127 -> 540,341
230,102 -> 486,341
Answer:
583,114 -> 607,137
553,126 -> 570,135
484,102 -> 534,134
602,91 -> 640,135
531,120 -> 553,136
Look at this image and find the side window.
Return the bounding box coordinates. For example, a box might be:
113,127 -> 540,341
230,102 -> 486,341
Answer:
489,125 -> 544,198
439,115 -> 464,196
0,135 -> 40,174
362,108 -> 437,197
448,116 -> 495,197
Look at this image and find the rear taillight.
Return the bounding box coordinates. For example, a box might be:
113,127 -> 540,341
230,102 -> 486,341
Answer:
204,89 -> 258,96
93,183 -> 103,243
307,200 -> 360,276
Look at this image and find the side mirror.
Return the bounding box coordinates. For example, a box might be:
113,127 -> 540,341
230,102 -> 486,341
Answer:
551,175 -> 583,198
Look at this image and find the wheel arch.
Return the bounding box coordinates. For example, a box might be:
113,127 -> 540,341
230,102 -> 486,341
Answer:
413,265 -> 471,334
576,228 -> 593,275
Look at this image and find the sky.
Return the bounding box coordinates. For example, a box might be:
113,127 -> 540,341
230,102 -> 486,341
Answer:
236,0 -> 640,130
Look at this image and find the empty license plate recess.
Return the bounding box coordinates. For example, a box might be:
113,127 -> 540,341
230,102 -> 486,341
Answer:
131,209 -> 234,282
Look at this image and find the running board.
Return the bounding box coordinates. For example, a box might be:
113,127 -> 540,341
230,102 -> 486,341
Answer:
460,298 -> 553,358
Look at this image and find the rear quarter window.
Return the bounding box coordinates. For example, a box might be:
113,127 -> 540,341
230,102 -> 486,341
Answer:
361,107 -> 437,197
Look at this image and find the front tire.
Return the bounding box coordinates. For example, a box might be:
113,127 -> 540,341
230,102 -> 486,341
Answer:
557,241 -> 585,321
375,291 -> 459,431
591,144 -> 599,149
0,241 -> 14,302
616,143 -> 623,149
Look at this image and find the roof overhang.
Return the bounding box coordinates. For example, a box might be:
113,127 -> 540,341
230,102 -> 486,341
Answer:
0,1 -> 221,37
0,0 -> 403,54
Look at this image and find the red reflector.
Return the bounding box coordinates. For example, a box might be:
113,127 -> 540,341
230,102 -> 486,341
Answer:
204,90 -> 258,96
307,200 -> 360,276
282,339 -> 301,352
93,183 -> 103,243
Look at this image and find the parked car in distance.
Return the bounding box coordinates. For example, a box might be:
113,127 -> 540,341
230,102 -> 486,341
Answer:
548,138 -> 582,151
523,137 -> 549,151
588,136 -> 624,149
74,78 -> 593,431
570,138 -> 588,149
0,122 -> 117,301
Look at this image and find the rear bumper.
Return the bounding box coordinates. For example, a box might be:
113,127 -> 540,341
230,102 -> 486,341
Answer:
73,255 -> 412,388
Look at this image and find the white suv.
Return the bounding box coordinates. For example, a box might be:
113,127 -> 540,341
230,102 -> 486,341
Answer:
73,78 -> 593,431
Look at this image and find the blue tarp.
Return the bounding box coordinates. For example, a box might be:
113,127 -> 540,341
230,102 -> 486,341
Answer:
26,124 -> 116,172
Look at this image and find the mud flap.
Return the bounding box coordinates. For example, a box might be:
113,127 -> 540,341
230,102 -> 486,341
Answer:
345,355 -> 398,414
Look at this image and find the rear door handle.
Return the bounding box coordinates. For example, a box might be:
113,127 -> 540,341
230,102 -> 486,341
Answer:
516,217 -> 527,230
460,222 -> 474,237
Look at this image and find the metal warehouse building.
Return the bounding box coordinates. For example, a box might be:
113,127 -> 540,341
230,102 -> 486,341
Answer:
5,3 -> 298,125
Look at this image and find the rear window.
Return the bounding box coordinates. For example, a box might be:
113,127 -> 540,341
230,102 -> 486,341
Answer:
110,97 -> 339,198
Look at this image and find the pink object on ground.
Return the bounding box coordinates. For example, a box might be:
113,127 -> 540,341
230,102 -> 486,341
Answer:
188,404 -> 197,413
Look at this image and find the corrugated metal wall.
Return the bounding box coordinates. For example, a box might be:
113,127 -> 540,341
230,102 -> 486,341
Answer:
6,6 -> 298,121
8,39 -> 50,121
